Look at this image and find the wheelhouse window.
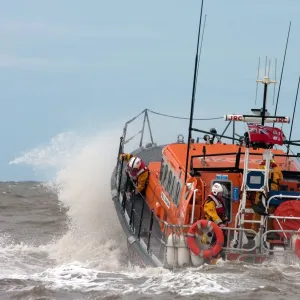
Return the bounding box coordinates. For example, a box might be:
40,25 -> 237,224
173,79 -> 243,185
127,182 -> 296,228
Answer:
174,182 -> 181,205
166,171 -> 172,191
169,176 -> 175,197
163,165 -> 169,185
159,163 -> 165,181
160,162 -> 182,206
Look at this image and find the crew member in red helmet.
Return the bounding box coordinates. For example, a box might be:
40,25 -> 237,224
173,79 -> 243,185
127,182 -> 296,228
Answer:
119,153 -> 149,198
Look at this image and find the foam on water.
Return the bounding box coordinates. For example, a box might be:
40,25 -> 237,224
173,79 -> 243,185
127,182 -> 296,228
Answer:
16,130 -> 127,265
2,260 -> 300,297
5,129 -> 300,297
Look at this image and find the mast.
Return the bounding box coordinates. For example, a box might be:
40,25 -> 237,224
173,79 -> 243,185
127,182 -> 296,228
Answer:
261,80 -> 268,126
184,0 -> 205,183
224,59 -> 288,125
256,58 -> 277,125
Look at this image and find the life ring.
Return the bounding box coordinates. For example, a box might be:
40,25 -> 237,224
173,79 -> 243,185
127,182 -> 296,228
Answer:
187,219 -> 224,259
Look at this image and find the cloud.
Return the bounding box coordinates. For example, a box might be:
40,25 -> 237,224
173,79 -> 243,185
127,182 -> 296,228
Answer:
0,54 -> 128,72
0,20 -> 158,39
0,19 -> 158,72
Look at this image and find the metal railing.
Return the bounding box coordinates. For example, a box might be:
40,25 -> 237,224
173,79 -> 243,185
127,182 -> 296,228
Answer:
115,108 -> 236,182
112,109 -> 300,268
114,159 -> 300,267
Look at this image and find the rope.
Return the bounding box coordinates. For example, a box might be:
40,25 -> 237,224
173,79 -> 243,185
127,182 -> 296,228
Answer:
147,109 -> 223,121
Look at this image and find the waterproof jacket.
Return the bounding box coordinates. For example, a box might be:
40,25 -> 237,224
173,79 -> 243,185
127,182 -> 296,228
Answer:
203,193 -> 228,225
120,153 -> 149,193
259,160 -> 283,191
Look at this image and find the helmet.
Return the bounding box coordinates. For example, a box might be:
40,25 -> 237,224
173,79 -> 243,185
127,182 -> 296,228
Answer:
212,182 -> 224,196
128,157 -> 141,169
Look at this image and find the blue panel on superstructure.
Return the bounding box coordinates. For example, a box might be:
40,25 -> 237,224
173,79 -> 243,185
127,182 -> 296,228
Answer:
268,190 -> 300,205
246,170 -> 265,190
233,187 -> 239,201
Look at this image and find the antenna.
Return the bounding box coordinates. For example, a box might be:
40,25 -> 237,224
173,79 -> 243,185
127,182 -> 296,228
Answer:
193,14 -> 207,101
225,58 -> 288,126
287,76 -> 300,155
264,56 -> 267,76
274,21 -> 291,117
255,57 -> 260,105
198,14 -> 207,72
268,58 -> 271,78
184,0 -> 205,183
256,57 -> 277,125
273,58 -> 277,105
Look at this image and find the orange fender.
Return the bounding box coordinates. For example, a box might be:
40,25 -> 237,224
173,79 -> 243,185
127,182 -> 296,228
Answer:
187,219 -> 224,259
155,202 -> 165,232
294,234 -> 300,258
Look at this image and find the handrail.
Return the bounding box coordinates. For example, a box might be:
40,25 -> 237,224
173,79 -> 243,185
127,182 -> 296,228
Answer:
191,151 -> 300,160
266,194 -> 300,209
147,210 -> 154,253
261,229 -> 297,253
116,179 -> 299,265
137,198 -> 145,240
268,215 -> 300,220
121,108 -> 225,152
118,108 -> 300,186
190,188 -> 198,224
221,227 -> 258,252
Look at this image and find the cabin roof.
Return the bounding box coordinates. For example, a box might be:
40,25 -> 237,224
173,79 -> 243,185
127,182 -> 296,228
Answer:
162,142 -> 300,172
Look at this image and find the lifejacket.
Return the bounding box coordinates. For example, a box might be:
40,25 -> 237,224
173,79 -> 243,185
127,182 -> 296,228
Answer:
206,193 -> 226,216
127,160 -> 148,181
259,161 -> 280,190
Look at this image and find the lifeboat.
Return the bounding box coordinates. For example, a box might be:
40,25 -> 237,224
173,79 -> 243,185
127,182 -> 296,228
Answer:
110,1 -> 300,268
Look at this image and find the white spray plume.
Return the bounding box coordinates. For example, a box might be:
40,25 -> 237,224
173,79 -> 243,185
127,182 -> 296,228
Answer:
10,129 -> 128,271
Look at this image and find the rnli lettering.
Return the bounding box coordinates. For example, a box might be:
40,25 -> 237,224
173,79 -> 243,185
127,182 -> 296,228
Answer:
161,191 -> 170,208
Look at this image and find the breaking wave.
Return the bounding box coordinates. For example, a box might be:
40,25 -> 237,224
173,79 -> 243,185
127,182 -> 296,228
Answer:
4,129 -> 300,298
9,129 -> 127,270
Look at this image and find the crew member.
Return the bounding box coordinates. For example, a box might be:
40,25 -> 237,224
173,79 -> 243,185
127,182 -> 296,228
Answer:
119,153 -> 149,198
204,182 -> 229,227
203,182 -> 229,257
251,153 -> 283,233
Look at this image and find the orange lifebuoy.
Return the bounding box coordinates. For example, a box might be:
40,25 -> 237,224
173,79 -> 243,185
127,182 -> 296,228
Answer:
187,219 -> 224,259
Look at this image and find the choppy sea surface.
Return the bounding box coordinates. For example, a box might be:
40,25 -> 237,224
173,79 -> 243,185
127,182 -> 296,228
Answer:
1,131 -> 299,300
